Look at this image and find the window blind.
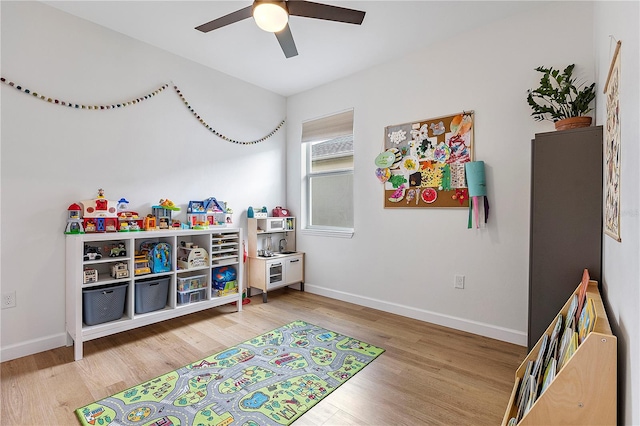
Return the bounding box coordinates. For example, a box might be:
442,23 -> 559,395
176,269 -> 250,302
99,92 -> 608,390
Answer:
301,109 -> 354,143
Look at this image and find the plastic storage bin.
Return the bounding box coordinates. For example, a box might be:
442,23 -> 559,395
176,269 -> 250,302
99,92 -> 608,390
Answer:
177,275 -> 207,292
177,288 -> 206,305
83,283 -> 128,326
135,277 -> 170,314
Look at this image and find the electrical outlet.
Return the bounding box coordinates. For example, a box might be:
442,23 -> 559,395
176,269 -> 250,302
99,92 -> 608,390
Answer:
2,291 -> 16,309
454,275 -> 465,289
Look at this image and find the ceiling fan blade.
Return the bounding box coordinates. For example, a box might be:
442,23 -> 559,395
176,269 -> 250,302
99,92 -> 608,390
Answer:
274,24 -> 298,58
195,5 -> 253,33
287,1 -> 365,25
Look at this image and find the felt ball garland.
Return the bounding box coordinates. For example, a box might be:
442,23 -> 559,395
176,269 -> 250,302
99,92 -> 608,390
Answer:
0,77 -> 167,109
0,76 -> 284,145
171,84 -> 285,145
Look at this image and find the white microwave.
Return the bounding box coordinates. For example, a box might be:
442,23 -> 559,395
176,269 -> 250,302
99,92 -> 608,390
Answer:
265,218 -> 286,232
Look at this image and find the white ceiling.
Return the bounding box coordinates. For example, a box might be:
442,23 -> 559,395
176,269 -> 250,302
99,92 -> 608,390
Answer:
42,1 -> 540,97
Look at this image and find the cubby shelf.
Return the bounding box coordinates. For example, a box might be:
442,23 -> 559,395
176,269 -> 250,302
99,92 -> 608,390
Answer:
65,228 -> 243,360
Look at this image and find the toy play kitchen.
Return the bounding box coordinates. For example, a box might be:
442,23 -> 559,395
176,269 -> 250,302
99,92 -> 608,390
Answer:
246,210 -> 304,303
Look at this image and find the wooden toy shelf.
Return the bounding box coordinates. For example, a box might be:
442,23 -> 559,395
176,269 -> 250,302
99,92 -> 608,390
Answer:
501,280 -> 616,425
65,228 -> 243,361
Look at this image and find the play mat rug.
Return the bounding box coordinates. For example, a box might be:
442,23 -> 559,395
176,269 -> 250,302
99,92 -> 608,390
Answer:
76,320 -> 385,426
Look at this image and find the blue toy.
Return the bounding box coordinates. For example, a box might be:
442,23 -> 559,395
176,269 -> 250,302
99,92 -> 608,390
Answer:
212,266 -> 237,284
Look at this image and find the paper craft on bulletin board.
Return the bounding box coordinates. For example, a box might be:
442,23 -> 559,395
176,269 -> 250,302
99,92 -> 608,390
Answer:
377,111 -> 474,208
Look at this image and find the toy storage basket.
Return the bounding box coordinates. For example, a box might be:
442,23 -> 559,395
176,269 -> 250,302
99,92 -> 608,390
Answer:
82,283 -> 128,326
135,277 -> 170,314
177,275 -> 207,292
177,288 -> 206,305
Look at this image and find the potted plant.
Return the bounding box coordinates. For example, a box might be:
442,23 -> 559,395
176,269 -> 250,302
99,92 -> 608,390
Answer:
527,64 -> 596,131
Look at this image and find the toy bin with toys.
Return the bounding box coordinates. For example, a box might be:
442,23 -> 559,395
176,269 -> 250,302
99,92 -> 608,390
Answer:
177,243 -> 209,270
177,288 -> 206,305
177,275 -> 207,292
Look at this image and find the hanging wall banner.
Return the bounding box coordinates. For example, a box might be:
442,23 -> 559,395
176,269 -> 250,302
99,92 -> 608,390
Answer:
379,111 -> 473,208
604,40 -> 622,242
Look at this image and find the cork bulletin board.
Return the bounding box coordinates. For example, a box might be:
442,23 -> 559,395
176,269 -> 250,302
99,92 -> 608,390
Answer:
376,111 -> 474,208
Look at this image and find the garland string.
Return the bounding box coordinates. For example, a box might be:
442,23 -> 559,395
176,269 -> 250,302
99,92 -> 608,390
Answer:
171,83 -> 285,145
0,76 -> 284,145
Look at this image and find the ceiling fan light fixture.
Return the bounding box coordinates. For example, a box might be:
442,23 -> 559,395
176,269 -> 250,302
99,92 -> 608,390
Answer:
253,2 -> 288,33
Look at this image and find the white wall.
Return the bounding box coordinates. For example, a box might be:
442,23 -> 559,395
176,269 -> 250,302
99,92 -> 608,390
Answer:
0,1 -> 286,360
286,2 -> 595,344
594,2 -> 640,425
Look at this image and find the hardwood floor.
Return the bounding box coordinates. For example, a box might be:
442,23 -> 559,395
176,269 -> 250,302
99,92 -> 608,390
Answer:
1,289 -> 526,425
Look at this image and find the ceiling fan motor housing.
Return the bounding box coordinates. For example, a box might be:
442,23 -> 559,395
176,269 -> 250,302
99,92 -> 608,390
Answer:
252,1 -> 289,33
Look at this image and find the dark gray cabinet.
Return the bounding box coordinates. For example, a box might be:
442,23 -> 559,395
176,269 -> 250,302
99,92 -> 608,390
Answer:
528,126 -> 603,350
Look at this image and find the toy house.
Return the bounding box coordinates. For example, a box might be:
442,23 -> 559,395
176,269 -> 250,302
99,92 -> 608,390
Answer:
205,197 -> 229,226
83,268 -> 98,284
186,198 -> 230,229
152,199 -> 180,230
186,200 -> 208,229
65,203 -> 84,234
80,189 -> 119,233
116,198 -> 143,231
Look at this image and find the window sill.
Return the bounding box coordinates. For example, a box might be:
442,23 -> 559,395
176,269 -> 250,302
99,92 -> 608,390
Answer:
301,228 -> 354,239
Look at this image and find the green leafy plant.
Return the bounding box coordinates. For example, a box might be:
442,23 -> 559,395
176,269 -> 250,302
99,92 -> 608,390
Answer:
527,64 -> 596,122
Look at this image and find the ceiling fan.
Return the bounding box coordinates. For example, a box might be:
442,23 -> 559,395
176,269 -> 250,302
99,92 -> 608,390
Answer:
195,0 -> 366,58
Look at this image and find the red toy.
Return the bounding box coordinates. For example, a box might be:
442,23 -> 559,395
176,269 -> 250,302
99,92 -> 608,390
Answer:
272,206 -> 290,217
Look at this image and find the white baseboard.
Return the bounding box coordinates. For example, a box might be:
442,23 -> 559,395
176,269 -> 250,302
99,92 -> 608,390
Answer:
305,284 -> 527,346
1,333 -> 68,362
1,286 -> 527,362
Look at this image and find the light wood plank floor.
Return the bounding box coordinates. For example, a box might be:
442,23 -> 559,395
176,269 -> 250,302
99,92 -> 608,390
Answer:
1,289 -> 526,425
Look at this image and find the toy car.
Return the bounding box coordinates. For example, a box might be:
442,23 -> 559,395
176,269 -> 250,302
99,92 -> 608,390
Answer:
83,245 -> 102,261
111,262 -> 129,279
109,243 -> 127,257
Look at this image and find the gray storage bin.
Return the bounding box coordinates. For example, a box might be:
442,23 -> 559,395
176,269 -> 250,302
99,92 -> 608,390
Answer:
83,283 -> 128,326
177,288 -> 206,305
135,277 -> 170,314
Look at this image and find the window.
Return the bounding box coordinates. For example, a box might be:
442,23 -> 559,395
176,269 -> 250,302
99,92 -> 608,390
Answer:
301,110 -> 354,236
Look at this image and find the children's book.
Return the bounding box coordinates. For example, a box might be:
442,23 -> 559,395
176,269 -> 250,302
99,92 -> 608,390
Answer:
566,294 -> 579,331
540,358 -> 557,395
532,333 -> 549,386
544,313 -> 562,367
578,298 -> 596,343
560,331 -> 578,370
516,360 -> 534,411
557,325 -> 573,373
575,268 -> 590,324
516,374 -> 532,422
524,374 -> 538,416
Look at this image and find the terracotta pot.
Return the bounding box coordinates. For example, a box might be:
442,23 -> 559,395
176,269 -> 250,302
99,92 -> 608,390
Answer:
554,116 -> 592,131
